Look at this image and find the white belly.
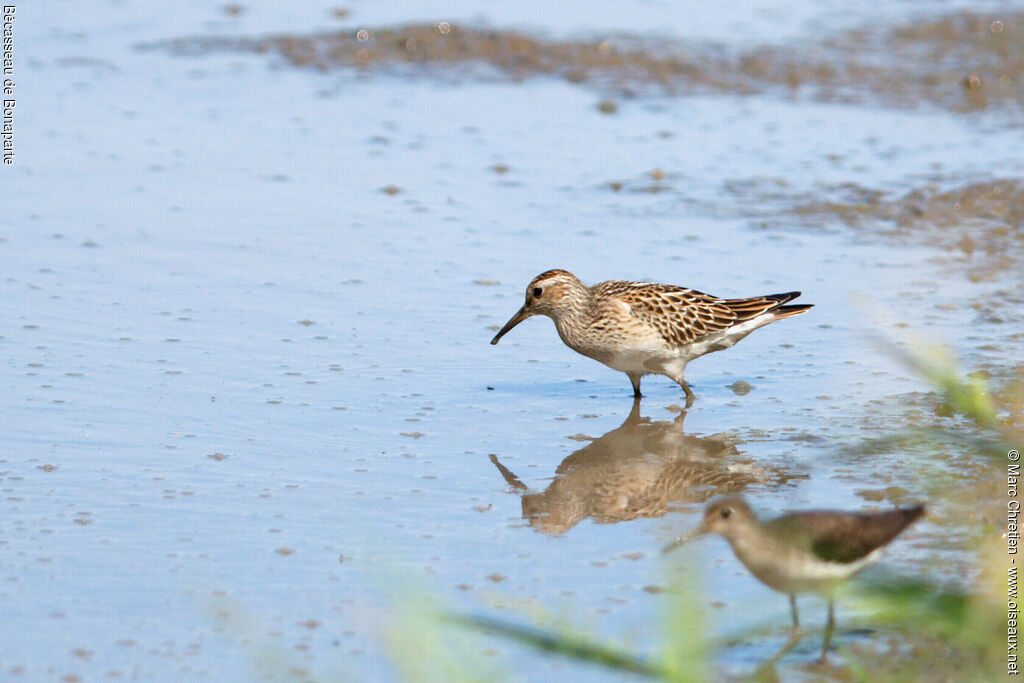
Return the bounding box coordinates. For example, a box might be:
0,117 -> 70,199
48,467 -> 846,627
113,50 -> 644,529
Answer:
555,310 -> 780,381
731,536 -> 882,596
605,348 -> 688,380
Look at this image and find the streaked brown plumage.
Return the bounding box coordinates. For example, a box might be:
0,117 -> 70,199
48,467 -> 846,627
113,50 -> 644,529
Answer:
665,496 -> 925,663
490,270 -> 812,404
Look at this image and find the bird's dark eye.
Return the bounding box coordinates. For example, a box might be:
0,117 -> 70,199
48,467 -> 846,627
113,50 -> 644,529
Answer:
532,287 -> 542,298
720,508 -> 732,519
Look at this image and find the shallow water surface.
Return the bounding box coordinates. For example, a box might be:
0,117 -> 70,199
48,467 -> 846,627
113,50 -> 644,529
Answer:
1,1 -> 1019,681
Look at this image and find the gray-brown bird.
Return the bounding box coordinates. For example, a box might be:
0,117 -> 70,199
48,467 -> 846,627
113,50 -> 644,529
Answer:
665,496 -> 925,663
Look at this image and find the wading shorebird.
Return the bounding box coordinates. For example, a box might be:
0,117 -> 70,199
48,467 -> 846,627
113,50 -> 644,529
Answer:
490,270 -> 812,404
664,496 -> 925,663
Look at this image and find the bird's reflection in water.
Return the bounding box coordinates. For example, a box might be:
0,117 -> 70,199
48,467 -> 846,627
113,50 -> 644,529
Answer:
491,400 -> 779,535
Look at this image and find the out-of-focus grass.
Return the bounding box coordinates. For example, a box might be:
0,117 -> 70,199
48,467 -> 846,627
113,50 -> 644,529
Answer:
840,339 -> 1019,681
386,596 -> 498,683
445,614 -> 660,677
659,561 -> 710,682
209,595 -> 328,683
447,560 -> 709,682
847,334 -> 1019,466
844,537 -> 1006,681
888,343 -> 1000,430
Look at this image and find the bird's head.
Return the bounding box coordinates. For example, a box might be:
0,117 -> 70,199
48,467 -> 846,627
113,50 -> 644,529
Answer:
663,495 -> 756,554
490,269 -> 585,344
700,496 -> 756,538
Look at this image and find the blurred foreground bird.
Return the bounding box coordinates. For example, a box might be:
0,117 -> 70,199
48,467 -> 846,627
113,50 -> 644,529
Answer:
664,496 -> 925,663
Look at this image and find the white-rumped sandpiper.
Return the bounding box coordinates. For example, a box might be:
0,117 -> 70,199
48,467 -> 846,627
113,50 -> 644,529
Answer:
490,269 -> 812,404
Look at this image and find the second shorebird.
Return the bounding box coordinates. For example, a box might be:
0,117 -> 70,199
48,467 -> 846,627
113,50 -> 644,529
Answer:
665,496 -> 925,663
490,269 -> 812,404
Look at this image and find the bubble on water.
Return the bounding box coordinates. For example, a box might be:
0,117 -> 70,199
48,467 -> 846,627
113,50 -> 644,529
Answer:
438,21 -> 451,35
356,29 -> 369,42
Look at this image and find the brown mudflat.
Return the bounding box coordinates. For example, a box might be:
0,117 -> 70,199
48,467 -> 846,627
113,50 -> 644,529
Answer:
149,10 -> 1024,113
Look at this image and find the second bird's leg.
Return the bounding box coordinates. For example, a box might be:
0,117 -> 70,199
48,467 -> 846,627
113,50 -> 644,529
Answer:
790,594 -> 800,636
819,601 -> 835,664
760,594 -> 804,670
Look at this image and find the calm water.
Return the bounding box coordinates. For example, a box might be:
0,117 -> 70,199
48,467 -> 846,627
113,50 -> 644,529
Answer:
1,1 -> 1019,680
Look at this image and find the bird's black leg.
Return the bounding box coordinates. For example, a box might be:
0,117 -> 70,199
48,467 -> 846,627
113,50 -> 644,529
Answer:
628,373 -> 642,399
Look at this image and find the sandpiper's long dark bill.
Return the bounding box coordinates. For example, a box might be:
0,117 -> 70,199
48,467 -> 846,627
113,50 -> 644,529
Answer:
665,496 -> 925,663
490,270 -> 812,404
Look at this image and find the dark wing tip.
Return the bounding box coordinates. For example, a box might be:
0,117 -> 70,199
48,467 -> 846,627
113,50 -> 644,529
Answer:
723,292 -> 807,322
773,304 -> 813,319
767,291 -> 802,305
807,504 -> 925,564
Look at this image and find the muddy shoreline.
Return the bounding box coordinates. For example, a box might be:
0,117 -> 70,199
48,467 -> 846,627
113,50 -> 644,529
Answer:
150,9 -> 1024,114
